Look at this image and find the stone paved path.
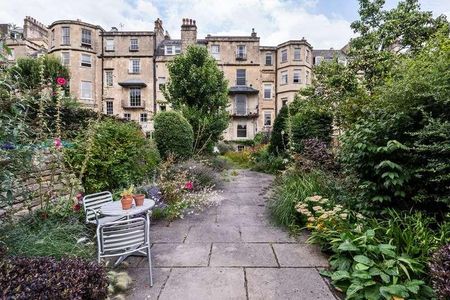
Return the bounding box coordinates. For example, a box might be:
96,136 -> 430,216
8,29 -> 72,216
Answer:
127,170 -> 336,300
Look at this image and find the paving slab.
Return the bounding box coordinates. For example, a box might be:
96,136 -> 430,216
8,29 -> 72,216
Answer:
158,268 -> 246,300
151,243 -> 211,267
127,267 -> 171,300
272,244 -> 329,267
150,223 -> 191,243
246,268 -> 336,300
240,225 -> 298,243
210,243 -> 278,267
185,224 -> 241,243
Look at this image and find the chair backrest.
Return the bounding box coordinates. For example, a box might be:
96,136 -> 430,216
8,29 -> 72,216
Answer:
82,191 -> 113,223
99,217 -> 148,255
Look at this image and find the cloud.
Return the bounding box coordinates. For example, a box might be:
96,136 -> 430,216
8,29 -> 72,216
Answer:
1,0 -> 449,49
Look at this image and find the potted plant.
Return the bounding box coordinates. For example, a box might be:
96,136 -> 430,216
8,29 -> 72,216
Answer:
120,186 -> 134,210
133,187 -> 146,206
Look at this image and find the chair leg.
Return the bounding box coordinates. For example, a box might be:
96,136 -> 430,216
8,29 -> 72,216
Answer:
147,244 -> 153,287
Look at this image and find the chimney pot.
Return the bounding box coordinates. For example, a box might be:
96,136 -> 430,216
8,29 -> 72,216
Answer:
193,20 -> 196,25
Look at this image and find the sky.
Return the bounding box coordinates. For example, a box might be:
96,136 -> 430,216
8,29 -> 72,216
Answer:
1,0 -> 449,49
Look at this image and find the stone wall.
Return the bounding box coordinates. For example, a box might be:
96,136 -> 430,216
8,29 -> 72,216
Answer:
0,150 -> 82,218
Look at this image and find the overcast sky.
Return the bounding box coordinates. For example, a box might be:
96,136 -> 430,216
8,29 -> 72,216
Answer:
1,0 -> 449,49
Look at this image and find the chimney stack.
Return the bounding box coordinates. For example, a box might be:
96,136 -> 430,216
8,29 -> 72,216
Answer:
181,18 -> 197,52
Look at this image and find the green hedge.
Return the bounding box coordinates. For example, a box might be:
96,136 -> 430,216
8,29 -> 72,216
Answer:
65,119 -> 160,193
153,111 -> 194,160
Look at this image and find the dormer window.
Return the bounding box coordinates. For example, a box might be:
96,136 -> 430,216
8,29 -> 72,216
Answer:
165,45 -> 181,55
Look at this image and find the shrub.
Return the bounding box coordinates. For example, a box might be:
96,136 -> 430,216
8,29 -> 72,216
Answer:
429,243 -> 450,300
153,111 -> 194,160
250,145 -> 285,174
268,105 -> 289,155
176,159 -> 220,190
216,141 -> 234,155
290,107 -> 332,153
293,138 -> 336,172
223,150 -> 252,168
65,119 -> 160,193
0,256 -> 108,299
268,170 -> 334,230
207,156 -> 231,172
253,132 -> 270,146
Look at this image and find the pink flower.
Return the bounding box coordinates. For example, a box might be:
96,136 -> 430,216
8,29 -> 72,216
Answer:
73,203 -> 81,212
56,77 -> 66,86
54,138 -> 63,150
76,192 -> 84,202
184,181 -> 193,191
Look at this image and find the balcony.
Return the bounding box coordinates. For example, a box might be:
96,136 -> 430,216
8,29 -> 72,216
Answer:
121,99 -> 145,109
231,109 -> 259,118
228,86 -> 259,95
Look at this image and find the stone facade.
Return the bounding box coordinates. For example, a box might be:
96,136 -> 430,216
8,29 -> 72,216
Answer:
3,16 -> 346,143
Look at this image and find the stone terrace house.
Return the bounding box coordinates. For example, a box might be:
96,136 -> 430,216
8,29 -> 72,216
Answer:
2,16 -> 346,143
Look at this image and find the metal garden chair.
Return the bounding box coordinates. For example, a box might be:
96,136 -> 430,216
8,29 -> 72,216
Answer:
97,216 -> 153,286
82,191 -> 124,226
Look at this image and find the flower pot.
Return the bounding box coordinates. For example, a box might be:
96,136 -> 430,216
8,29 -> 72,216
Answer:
121,195 -> 134,210
133,194 -> 145,206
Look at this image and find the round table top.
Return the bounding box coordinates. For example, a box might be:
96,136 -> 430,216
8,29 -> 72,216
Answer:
100,198 -> 155,217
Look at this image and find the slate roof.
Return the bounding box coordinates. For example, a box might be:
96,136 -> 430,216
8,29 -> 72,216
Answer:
228,86 -> 259,94
118,79 -> 147,87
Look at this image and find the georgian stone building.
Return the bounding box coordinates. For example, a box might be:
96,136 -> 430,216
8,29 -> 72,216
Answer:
2,16 -> 345,142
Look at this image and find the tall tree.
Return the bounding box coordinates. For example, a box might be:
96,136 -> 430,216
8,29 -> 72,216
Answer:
349,0 -> 449,91
163,46 -> 230,153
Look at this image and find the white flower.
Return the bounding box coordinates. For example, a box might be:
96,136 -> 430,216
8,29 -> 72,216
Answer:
339,213 -> 348,219
312,206 -> 323,212
307,216 -> 315,222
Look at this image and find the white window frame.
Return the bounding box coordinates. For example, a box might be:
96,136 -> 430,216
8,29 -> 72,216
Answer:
81,28 -> 92,46
51,29 -> 55,47
293,69 -> 301,84
140,113 -> 148,123
236,45 -> 246,59
306,49 -> 311,63
105,39 -> 114,51
294,48 -> 301,60
129,87 -> 141,107
129,59 -> 140,73
174,45 -> 181,54
281,97 -> 288,107
158,77 -> 166,91
61,27 -> 70,45
237,124 -> 247,138
105,70 -> 113,87
106,100 -> 113,115
130,38 -> 139,51
7,48 -> 15,61
306,70 -> 310,84
80,81 -> 92,100
124,113 -> 131,121
61,52 -> 70,66
315,56 -> 324,65
81,54 -> 91,67
211,44 -> 220,60
281,49 -> 287,62
236,69 -> 246,86
281,71 -> 288,85
235,95 -> 247,116
263,83 -> 272,99
265,53 -> 272,66
264,111 -> 272,126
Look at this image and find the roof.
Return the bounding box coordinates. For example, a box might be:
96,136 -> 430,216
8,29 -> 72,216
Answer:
228,86 -> 259,94
156,39 -> 207,56
118,79 -> 147,87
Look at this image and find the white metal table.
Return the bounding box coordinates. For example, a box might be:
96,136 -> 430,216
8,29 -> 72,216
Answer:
100,198 -> 155,265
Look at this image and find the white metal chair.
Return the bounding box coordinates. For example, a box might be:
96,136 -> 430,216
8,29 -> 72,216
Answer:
82,191 -> 124,226
97,216 -> 153,286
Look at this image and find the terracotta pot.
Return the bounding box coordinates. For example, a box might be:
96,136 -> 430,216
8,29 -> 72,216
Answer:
121,195 -> 134,210
133,194 -> 145,206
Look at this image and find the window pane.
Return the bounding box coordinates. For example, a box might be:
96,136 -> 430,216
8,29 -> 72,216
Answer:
293,69 -> 301,83
264,112 -> 272,126
81,81 -> 92,99
265,53 -> 272,65
130,38 -> 139,50
130,59 -> 140,73
81,54 -> 91,66
62,27 -> 70,45
235,95 -> 247,115
140,113 -> 148,122
237,124 -> 247,137
294,48 -> 301,60
281,49 -> 287,62
81,29 -> 91,45
105,71 -> 113,86
124,113 -> 131,120
106,101 -> 113,115
281,72 -> 288,85
263,84 -> 271,99
61,52 -> 70,65
106,39 -> 114,51
129,88 -> 141,106
236,69 -> 246,85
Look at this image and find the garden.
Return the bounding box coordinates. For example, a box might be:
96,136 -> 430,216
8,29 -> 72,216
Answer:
0,46 -> 231,298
